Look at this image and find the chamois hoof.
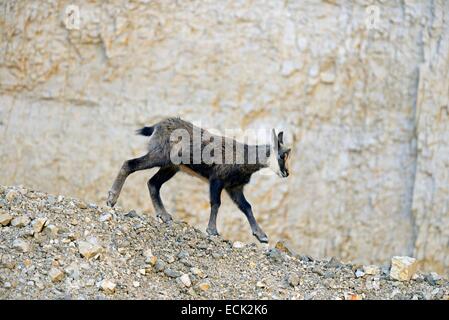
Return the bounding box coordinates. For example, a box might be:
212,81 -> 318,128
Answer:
254,232 -> 269,244
157,213 -> 173,223
106,191 -> 117,207
206,227 -> 220,237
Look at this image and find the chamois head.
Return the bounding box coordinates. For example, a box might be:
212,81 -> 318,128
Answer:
268,129 -> 291,178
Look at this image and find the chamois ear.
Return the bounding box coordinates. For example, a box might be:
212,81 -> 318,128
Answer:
277,131 -> 284,144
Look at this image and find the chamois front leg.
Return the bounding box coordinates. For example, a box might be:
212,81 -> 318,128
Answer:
206,179 -> 224,236
227,186 -> 268,243
107,154 -> 153,207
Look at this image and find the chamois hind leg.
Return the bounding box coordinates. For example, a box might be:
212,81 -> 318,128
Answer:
148,166 -> 179,223
226,186 -> 268,243
206,179 -> 224,236
107,153 -> 156,207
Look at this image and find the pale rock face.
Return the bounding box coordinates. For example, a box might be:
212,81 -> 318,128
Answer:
0,1 -> 448,274
390,256 -> 419,281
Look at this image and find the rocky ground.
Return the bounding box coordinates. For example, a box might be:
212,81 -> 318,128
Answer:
0,185 -> 448,300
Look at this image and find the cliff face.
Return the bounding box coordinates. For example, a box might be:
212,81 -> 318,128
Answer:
0,1 -> 448,273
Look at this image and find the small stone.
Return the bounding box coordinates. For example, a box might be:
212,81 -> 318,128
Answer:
65,262 -> 80,280
133,281 -> 140,287
49,267 -> 65,282
266,248 -> 284,263
11,216 -> 31,227
12,238 -> 30,252
190,267 -> 207,279
33,218 -> 47,233
166,255 -> 175,263
138,269 -> 146,275
275,241 -> 293,255
154,260 -> 166,272
99,213 -> 112,222
212,252 -> 223,259
100,279 -> 116,294
77,201 -> 88,209
390,256 -> 418,281
177,250 -> 189,259
363,265 -> 380,275
325,257 -> 343,268
344,292 -> 363,300
0,212 -> 13,226
180,274 -> 191,287
145,255 -> 158,266
6,190 -> 20,202
142,249 -> 153,258
4,282 -> 12,289
78,240 -> 103,259
355,269 -> 365,278
287,273 -> 300,287
164,268 -> 181,278
46,224 -> 59,236
197,281 -> 210,292
125,210 -> 138,218
180,259 -> 193,267
232,241 -> 245,249
298,255 -> 313,262
256,281 -> 266,288
424,272 -> 441,286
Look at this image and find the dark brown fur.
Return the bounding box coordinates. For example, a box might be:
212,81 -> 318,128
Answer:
107,117 -> 290,243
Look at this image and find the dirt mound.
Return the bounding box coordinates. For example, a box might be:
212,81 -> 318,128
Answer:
0,185 -> 447,300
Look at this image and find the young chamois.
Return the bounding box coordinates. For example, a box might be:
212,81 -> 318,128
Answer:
107,117 -> 291,243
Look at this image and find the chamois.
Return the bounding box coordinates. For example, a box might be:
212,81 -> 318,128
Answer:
107,117 -> 291,243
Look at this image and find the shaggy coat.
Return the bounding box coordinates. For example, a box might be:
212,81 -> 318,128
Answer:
107,117 -> 291,243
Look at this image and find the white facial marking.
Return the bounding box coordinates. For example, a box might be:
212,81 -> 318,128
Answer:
267,146 -> 283,177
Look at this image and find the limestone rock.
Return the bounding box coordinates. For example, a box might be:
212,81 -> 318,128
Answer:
180,274 -> 191,287
78,240 -> 103,259
99,213 -> 112,222
364,265 -> 381,276
33,218 -> 47,233
197,281 -> 210,292
390,256 -> 419,281
287,273 -> 300,287
11,216 -> 31,227
99,279 -> 116,294
164,268 -> 181,278
0,212 -> 13,226
190,267 -> 207,279
232,241 -> 244,249
49,267 -> 65,282
12,239 -> 30,253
